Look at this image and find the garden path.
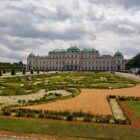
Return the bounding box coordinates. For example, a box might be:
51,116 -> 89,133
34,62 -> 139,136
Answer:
25,84 -> 140,115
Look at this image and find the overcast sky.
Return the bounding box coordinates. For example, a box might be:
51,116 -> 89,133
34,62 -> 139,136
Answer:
0,0 -> 140,63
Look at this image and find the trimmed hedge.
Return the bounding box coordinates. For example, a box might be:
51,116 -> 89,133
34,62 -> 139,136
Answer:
108,95 -> 140,101
1,107 -> 112,124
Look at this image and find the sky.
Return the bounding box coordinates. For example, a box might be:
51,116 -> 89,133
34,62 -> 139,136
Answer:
0,0 -> 140,63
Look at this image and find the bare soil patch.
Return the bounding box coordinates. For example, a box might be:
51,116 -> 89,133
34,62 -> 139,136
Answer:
24,85 -> 140,115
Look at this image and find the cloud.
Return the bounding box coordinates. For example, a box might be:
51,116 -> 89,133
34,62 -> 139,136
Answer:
0,0 -> 140,62
88,0 -> 140,9
116,25 -> 136,34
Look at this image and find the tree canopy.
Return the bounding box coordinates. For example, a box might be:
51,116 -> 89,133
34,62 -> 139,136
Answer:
126,53 -> 140,69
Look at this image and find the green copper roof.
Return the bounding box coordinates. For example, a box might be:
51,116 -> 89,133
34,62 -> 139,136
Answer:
67,46 -> 80,52
28,53 -> 35,58
83,48 -> 97,52
52,49 -> 65,52
114,51 -> 123,57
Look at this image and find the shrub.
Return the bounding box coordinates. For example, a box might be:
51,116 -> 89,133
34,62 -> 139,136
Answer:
99,115 -> 111,123
108,95 -> 116,99
38,113 -> 45,118
37,70 -> 40,74
115,119 -> 127,124
84,117 -> 92,122
2,111 -> 11,116
108,95 -> 140,102
66,115 -> 74,121
16,110 -> 25,117
135,97 -> 140,101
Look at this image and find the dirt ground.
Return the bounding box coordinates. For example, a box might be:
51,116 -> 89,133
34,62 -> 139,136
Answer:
25,84 -> 140,115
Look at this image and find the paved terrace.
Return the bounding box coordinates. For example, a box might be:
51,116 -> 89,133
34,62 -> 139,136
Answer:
116,72 -> 140,81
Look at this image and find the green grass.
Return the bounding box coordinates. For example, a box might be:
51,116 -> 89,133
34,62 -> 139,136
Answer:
0,72 -> 139,96
0,118 -> 140,139
126,101 -> 140,120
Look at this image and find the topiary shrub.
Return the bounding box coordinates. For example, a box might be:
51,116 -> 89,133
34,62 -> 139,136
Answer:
37,70 -> 40,74
22,69 -> 26,75
3,69 -> 6,74
0,70 -> 2,76
11,69 -> 15,75
31,69 -> 34,74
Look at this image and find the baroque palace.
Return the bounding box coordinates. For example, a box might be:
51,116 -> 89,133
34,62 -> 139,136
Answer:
27,46 -> 126,71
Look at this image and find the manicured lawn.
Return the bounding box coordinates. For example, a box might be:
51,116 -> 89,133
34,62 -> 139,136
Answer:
0,118 -> 140,139
126,101 -> 140,120
0,72 -> 138,96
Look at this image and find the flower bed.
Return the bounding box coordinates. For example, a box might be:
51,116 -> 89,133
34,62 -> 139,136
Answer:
109,99 -> 126,121
107,95 -> 133,124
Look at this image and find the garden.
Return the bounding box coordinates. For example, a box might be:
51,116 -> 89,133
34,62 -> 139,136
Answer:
0,71 -> 139,125
0,71 -> 140,139
0,71 -> 138,96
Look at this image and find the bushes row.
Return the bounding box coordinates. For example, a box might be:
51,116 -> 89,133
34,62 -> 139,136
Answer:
1,107 -> 112,123
108,95 -> 140,101
118,96 -> 140,101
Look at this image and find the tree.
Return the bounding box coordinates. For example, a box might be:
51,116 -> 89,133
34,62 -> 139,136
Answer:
126,53 -> 140,69
19,61 -> 23,67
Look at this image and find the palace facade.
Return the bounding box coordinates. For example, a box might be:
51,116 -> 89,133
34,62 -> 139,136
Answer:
27,46 -> 126,71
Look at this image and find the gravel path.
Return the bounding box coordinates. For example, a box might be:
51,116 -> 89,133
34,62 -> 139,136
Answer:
116,72 -> 140,80
25,84 -> 140,115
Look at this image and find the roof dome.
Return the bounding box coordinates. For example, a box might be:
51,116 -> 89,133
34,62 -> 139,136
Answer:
28,53 -> 35,58
114,51 -> 123,57
67,46 -> 80,52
